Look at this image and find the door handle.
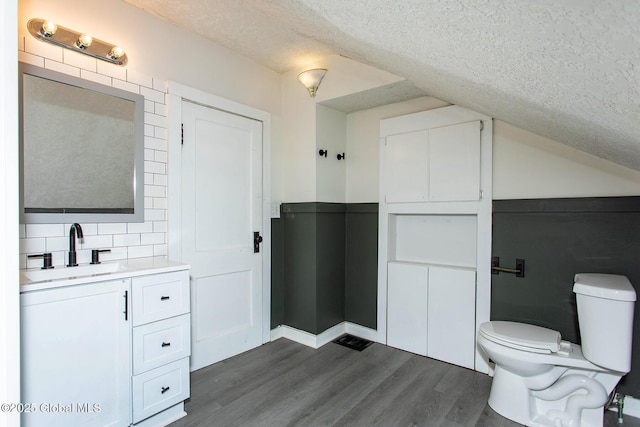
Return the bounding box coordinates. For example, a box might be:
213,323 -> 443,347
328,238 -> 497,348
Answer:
253,231 -> 263,253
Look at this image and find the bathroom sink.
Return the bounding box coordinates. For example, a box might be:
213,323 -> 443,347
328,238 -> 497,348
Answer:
23,262 -> 124,282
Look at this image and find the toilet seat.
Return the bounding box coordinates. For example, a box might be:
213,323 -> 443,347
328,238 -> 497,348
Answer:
479,321 -> 561,354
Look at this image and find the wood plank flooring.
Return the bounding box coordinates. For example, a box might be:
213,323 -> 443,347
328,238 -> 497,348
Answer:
170,339 -> 638,427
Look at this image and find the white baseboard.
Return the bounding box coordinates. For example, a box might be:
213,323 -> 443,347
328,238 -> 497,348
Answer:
270,322 -> 378,349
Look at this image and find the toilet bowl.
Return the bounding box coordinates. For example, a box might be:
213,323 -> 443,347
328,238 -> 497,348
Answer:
478,273 -> 636,427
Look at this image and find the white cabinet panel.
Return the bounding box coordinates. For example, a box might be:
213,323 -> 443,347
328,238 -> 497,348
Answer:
132,270 -> 190,326
428,121 -> 481,201
427,267 -> 476,369
387,262 -> 428,356
383,130 -> 429,203
132,358 -> 190,423
133,314 -> 191,375
21,279 -> 131,427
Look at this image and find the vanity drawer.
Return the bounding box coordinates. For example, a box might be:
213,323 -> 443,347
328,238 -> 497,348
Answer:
132,357 -> 190,423
133,314 -> 190,375
132,270 -> 189,326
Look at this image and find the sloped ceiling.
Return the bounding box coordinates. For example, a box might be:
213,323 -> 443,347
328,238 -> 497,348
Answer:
123,0 -> 640,171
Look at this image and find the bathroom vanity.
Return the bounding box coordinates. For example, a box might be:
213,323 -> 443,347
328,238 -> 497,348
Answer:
20,257 -> 190,427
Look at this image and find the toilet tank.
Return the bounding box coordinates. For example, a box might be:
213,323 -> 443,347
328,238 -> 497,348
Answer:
573,273 -> 636,372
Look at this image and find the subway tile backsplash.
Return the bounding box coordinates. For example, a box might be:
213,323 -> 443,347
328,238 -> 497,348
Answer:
19,38 -> 168,270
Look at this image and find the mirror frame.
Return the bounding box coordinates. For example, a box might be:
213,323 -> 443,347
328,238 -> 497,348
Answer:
19,62 -> 145,224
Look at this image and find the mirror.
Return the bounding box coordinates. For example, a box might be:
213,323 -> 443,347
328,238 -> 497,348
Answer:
19,62 -> 144,224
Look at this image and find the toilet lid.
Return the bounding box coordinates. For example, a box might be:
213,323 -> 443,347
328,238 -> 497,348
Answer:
479,321 -> 561,354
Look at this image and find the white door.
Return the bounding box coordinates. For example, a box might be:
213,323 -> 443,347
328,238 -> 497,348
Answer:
181,100 -> 263,371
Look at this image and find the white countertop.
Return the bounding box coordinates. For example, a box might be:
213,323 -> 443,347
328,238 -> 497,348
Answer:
21,256 -> 190,293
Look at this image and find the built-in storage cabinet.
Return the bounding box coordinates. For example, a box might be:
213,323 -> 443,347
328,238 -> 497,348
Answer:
383,121 -> 481,203
131,270 -> 190,425
21,279 -> 132,427
21,263 -> 191,427
378,105 -> 493,373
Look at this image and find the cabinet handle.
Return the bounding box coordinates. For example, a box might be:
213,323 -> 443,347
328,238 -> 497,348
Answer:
161,386 -> 170,394
124,290 -> 128,321
161,342 -> 171,347
160,296 -> 170,301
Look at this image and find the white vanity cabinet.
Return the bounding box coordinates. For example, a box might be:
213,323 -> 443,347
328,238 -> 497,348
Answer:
21,279 -> 132,427
20,259 -> 191,427
131,270 -> 190,425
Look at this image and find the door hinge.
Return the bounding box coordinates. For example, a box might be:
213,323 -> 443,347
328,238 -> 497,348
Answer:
181,123 -> 184,145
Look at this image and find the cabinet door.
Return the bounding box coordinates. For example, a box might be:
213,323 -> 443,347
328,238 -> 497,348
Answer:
427,267 -> 476,369
21,280 -> 131,427
428,121 -> 481,202
383,130 -> 430,203
387,262 -> 428,356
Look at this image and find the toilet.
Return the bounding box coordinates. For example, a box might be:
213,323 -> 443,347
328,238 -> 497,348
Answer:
478,273 -> 636,427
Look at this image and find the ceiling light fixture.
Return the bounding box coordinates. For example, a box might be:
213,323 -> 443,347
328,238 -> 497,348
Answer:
27,18 -> 128,66
297,68 -> 327,98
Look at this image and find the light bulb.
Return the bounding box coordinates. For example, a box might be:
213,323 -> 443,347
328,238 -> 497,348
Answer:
41,21 -> 57,37
76,34 -> 93,49
108,46 -> 124,59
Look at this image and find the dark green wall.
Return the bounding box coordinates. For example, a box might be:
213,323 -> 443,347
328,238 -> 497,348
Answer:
271,203 -> 378,335
492,197 -> 640,396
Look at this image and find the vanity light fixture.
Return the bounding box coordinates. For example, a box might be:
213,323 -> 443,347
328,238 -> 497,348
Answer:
27,18 -> 128,66
297,68 -> 327,98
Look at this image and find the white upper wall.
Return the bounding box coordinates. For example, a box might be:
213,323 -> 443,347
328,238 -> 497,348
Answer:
346,99 -> 640,203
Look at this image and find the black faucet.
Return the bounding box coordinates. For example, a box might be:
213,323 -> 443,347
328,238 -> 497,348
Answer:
67,223 -> 84,267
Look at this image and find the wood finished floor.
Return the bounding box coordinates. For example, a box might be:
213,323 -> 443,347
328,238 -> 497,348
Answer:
170,339 -> 638,427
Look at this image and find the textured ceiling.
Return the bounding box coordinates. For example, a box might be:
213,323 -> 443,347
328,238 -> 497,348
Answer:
123,0 -> 640,171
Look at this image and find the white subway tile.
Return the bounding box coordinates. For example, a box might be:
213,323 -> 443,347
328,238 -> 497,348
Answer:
52,251 -> 66,268
20,238 -> 46,254
154,103 -> 167,117
25,36 -> 63,62
44,59 -> 80,77
128,245 -> 153,259
144,112 -> 166,128
144,160 -> 166,174
144,197 -> 153,209
145,209 -> 166,221
45,236 -> 68,252
153,198 -> 167,209
81,234 -> 113,249
152,78 -> 166,93
96,61 -> 126,80
154,150 -> 168,163
141,87 -> 165,104
127,70 -> 153,88
79,223 -> 98,236
141,232 -> 164,245
26,224 -> 64,238
98,223 -> 127,235
127,222 -> 153,233
112,78 -> 140,94
144,124 -> 155,137
154,174 -> 167,186
80,69 -> 112,86
145,185 -> 166,198
63,49 -> 97,72
153,221 -> 167,233
144,148 -> 154,161
18,51 -> 44,67
154,127 -> 167,140
102,247 -> 127,261
114,233 -> 140,247
144,173 -> 154,185
153,244 -> 168,256
145,136 -> 166,151
75,249 -> 92,265
144,100 -> 154,113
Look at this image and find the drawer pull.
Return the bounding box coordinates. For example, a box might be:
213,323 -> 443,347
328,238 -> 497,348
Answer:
161,386 -> 170,394
160,296 -> 170,301
161,342 -> 171,347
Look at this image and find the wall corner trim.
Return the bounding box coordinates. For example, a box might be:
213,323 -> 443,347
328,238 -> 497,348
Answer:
270,322 -> 378,349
